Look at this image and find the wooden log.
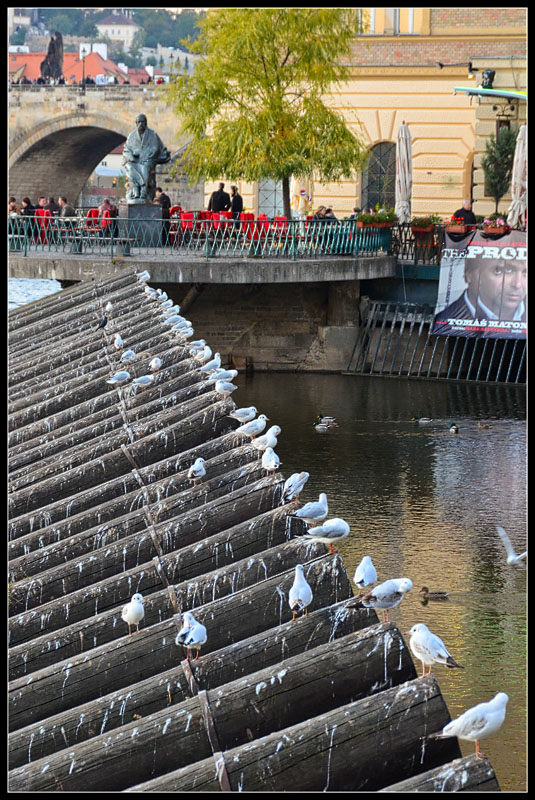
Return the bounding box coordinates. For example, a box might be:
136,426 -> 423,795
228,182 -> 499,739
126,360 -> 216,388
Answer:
8,398 -> 236,518
8,352 -> 200,449
9,539 -> 325,679
9,486 -> 292,646
123,676 -> 461,793
9,675 -> 459,792
8,359 -> 207,467
9,472 -> 282,613
9,599 -> 372,767
8,428 -> 242,544
9,622 -> 414,777
8,270 -> 143,332
379,753 -> 500,791
9,380 -> 217,482
9,554 -> 352,731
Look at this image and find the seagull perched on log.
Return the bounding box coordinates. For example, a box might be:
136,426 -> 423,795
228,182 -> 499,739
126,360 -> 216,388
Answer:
235,413 -> 269,439
160,299 -> 174,310
353,555 -> 377,590
120,349 -> 136,365
252,424 -> 281,451
205,368 -> 238,385
105,301 -> 113,314
121,593 -> 145,636
114,333 -> 124,350
428,693 -> 508,760
149,357 -> 162,373
229,406 -> 257,424
132,375 -> 154,390
261,447 -> 280,475
175,611 -> 207,662
281,471 -> 310,506
107,370 -> 131,385
348,577 -> 413,622
407,623 -> 464,678
136,270 -> 151,281
200,353 -> 221,373
293,493 -> 328,527
215,379 -> 237,398
289,564 -> 313,621
188,457 -> 206,486
301,517 -> 349,554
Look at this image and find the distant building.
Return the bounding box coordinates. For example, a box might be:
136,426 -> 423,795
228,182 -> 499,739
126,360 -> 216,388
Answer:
95,11 -> 140,50
7,50 -> 140,85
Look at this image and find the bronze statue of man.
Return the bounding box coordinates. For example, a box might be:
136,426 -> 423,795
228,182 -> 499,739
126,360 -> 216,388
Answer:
122,113 -> 171,203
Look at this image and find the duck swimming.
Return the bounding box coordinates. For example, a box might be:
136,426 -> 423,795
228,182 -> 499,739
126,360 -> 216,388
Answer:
449,423 -> 459,433
419,586 -> 449,601
477,421 -> 492,429
314,414 -> 338,433
411,417 -> 432,424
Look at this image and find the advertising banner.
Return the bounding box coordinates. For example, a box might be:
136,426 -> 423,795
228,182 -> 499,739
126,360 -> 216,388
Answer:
431,230 -> 526,338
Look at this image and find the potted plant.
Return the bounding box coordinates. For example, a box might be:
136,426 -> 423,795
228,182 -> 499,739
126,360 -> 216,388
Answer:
411,213 -> 443,233
445,216 -> 470,234
357,206 -> 398,228
482,214 -> 509,235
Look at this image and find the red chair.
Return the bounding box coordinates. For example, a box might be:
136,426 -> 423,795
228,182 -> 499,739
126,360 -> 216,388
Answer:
34,208 -> 52,243
240,212 -> 256,239
210,211 -> 221,230
257,214 -> 270,236
169,205 -> 182,217
273,215 -> 288,229
220,210 -> 233,220
85,208 -> 99,230
100,209 -> 111,229
180,211 -> 194,232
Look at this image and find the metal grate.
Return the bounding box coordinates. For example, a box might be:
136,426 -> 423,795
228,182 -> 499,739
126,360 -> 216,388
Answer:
347,301 -> 525,384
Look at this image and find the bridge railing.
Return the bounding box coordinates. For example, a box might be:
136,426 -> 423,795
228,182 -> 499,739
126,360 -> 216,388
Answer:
8,215 -> 395,260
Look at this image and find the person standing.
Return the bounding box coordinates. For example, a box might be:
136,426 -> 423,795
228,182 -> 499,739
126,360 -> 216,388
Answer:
208,182 -> 231,213
230,185 -> 243,219
154,186 -> 171,245
452,200 -> 477,225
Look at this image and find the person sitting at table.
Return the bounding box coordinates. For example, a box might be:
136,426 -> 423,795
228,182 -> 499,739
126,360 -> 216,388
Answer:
45,196 -> 61,215
20,197 -> 36,216
8,197 -> 21,215
58,196 -> 76,217
313,205 -> 327,220
98,197 -> 119,218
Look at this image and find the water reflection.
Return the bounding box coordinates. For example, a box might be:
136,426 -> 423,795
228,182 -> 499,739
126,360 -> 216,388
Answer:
237,372 -> 526,791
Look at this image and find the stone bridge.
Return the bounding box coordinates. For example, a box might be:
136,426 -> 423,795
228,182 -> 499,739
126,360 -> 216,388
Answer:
8,85 -> 183,202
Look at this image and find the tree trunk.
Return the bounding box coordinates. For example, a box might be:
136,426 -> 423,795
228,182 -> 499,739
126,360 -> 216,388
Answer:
282,174 -> 291,219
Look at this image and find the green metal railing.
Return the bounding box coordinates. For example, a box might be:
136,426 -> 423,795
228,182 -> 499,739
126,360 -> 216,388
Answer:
8,216 -> 394,260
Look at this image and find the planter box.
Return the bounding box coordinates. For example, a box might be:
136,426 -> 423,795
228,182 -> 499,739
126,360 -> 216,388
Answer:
483,225 -> 508,235
445,224 -> 469,234
411,224 -> 434,234
357,221 -> 394,229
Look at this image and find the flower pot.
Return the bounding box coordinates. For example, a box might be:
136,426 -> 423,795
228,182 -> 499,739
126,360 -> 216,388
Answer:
374,222 -> 394,228
445,224 -> 469,234
411,224 -> 434,234
357,221 -> 375,228
483,224 -> 508,235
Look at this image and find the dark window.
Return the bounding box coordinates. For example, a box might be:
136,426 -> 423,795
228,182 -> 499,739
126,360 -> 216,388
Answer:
361,141 -> 396,211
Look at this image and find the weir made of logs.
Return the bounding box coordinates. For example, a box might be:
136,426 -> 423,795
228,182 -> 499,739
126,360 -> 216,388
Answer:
8,269 -> 500,791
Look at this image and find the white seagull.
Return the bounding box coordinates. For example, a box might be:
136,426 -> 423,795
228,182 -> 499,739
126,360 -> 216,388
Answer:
120,349 -> 136,364
188,457 -> 206,486
175,611 -> 207,662
302,517 -> 349,554
261,447 -> 280,475
215,380 -> 238,398
107,370 -> 131,385
177,327 -> 194,340
136,270 -> 151,281
353,555 -> 377,590
157,291 -> 168,302
350,577 -> 413,622
193,344 -> 211,362
161,305 -> 181,318
105,301 -> 113,313
149,357 -> 162,372
429,693 -> 508,760
288,564 -> 313,621
206,369 -> 238,385
160,299 -> 174,309
496,525 -> 526,565
200,353 -> 221,373
165,315 -> 188,326
408,623 -> 464,678
132,375 -> 154,389
121,592 -> 145,636
235,413 -> 269,439
281,471 -> 310,506
293,492 -> 328,527
252,424 -> 281,451
229,406 -> 257,424
113,333 -> 124,350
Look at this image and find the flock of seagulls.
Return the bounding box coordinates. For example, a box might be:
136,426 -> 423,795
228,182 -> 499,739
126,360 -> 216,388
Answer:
111,272 -> 522,761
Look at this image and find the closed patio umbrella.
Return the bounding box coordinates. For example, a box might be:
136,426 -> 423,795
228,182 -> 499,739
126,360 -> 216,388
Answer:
506,123 -> 526,229
395,120 -> 412,224
290,175 -> 313,219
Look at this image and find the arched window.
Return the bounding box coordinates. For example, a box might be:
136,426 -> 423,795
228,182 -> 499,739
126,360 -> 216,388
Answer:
361,141 -> 396,212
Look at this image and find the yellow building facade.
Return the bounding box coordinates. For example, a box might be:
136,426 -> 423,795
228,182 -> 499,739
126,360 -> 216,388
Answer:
205,7 -> 526,221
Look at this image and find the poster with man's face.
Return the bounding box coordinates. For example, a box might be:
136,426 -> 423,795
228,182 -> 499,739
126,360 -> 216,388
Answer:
431,231 -> 526,338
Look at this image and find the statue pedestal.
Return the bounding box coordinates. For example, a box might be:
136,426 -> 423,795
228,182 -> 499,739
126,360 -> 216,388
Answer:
118,202 -> 164,247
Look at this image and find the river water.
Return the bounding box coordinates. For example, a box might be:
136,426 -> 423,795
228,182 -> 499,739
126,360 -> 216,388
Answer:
9,278 -> 526,791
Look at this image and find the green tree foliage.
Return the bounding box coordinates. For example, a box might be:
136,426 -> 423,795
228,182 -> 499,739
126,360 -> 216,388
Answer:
10,27 -> 27,46
164,8 -> 367,217
132,8 -> 203,50
481,126 -> 519,213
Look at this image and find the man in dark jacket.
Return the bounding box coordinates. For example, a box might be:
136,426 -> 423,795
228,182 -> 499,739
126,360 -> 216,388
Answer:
452,200 -> 477,225
230,185 -> 243,219
45,196 -> 61,215
208,182 -> 231,213
154,186 -> 171,219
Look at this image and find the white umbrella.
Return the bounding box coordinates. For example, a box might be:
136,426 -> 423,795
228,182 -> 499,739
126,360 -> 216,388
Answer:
290,175 -> 313,219
395,120 -> 412,224
506,124 -> 526,229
